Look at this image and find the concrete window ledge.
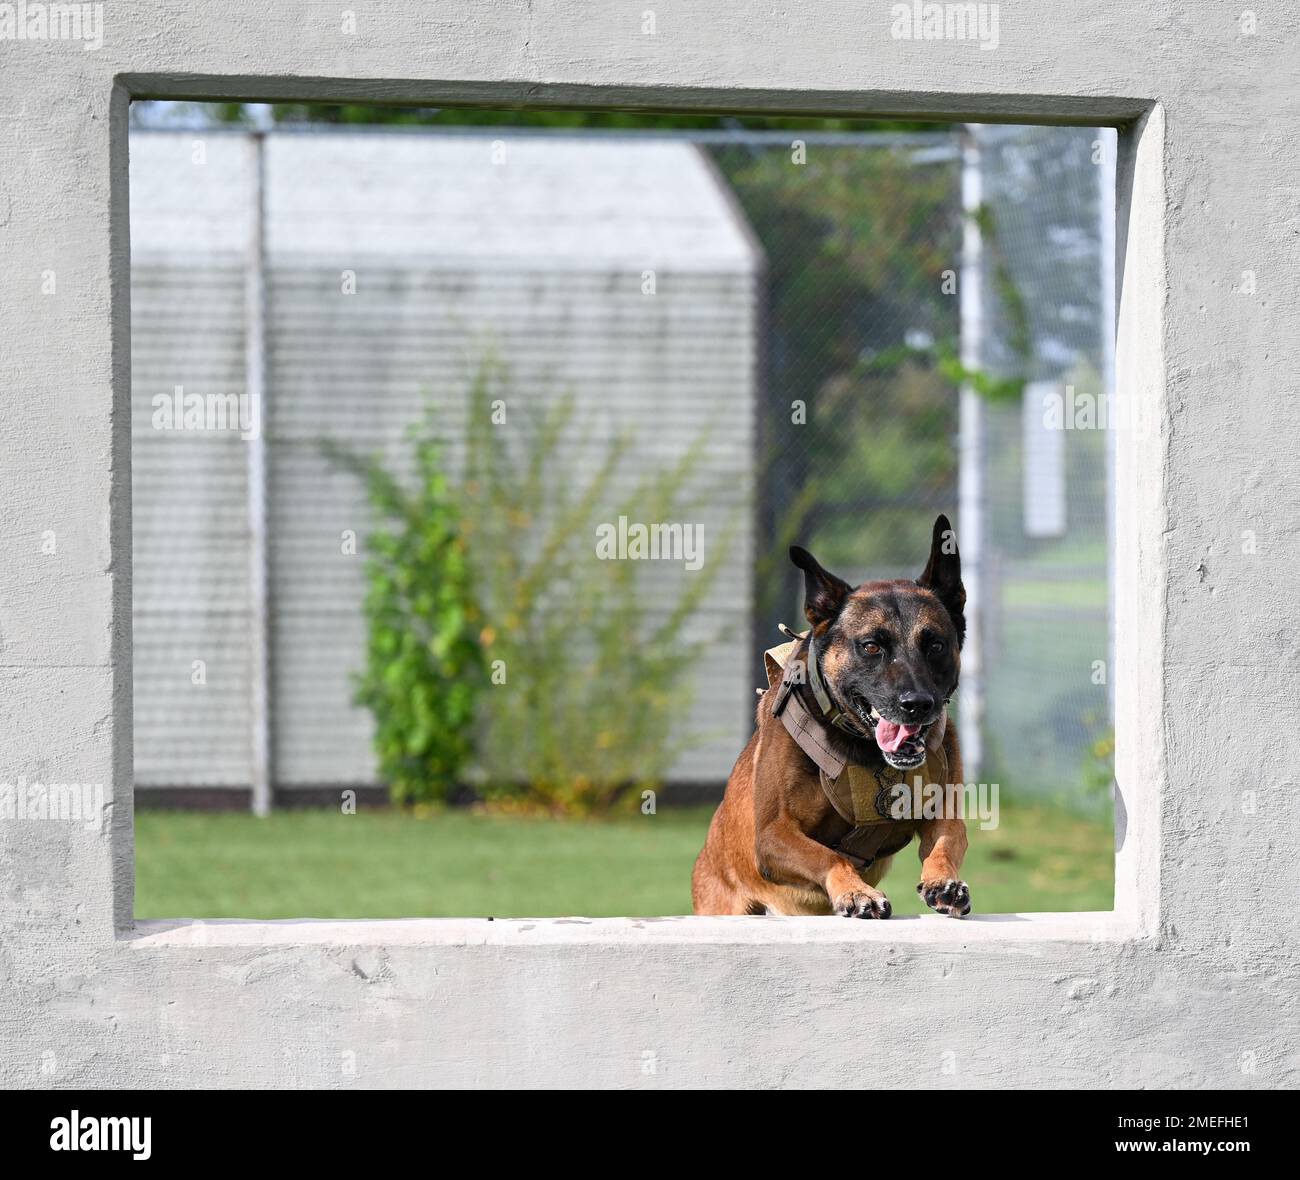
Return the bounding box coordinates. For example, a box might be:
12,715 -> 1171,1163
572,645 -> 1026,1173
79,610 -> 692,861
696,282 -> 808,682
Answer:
126,912 -> 1145,949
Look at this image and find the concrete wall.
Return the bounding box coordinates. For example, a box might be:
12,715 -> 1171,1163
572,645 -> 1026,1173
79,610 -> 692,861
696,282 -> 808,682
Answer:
0,1 -> 1297,1088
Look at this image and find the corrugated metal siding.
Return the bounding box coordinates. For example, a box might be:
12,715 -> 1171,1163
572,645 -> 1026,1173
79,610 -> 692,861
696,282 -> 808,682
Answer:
131,135 -> 256,788
131,131 -> 758,792
266,264 -> 756,786
131,265 -> 253,786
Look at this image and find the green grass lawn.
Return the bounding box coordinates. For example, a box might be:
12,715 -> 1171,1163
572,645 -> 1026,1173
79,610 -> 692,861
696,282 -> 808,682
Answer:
135,801 -> 1113,919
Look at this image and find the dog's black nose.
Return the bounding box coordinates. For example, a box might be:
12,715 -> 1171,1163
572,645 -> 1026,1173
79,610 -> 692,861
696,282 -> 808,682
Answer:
897,691 -> 935,718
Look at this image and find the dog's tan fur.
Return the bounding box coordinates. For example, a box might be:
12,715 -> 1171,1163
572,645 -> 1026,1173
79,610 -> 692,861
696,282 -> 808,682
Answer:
692,520 -> 971,918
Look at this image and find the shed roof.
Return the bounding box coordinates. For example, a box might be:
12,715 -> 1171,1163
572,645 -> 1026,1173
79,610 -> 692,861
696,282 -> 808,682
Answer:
130,131 -> 762,272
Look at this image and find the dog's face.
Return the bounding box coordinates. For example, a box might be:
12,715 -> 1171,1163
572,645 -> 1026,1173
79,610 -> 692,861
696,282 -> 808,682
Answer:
791,515 -> 965,771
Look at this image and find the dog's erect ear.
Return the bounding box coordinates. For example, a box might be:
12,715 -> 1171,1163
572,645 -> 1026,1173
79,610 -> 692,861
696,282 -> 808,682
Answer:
790,546 -> 852,628
917,514 -> 967,646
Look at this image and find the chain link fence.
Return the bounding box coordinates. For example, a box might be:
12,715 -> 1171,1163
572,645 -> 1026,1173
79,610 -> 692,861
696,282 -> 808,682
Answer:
702,123 -> 1113,810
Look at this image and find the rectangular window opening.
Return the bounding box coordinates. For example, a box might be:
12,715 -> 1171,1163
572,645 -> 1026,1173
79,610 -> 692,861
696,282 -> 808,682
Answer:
126,100 -> 1124,928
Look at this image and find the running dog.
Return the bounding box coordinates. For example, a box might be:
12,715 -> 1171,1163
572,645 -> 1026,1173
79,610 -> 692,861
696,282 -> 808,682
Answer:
691,515 -> 971,918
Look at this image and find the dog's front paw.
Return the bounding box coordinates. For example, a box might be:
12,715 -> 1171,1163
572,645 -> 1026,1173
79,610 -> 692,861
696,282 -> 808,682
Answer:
917,878 -> 971,917
832,889 -> 892,919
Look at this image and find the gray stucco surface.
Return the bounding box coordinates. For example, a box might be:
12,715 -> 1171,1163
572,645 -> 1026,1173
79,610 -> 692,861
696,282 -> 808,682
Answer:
0,1 -> 1297,1088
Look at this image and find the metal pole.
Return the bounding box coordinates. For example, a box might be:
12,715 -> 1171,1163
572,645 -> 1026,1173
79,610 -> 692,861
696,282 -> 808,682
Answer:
958,125 -> 986,780
244,130 -> 272,817
1100,129 -> 1118,725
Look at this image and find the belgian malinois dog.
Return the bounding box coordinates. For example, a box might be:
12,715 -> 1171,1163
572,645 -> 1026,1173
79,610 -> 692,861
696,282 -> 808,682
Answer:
692,515 -> 971,918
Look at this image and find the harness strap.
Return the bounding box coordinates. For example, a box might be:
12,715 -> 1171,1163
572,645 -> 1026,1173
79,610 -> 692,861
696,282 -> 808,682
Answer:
778,685 -> 848,780
805,632 -> 835,717
834,823 -> 921,870
806,633 -> 868,736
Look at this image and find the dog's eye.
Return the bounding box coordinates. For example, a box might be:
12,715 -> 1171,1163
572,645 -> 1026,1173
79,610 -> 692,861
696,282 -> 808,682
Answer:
860,640 -> 882,656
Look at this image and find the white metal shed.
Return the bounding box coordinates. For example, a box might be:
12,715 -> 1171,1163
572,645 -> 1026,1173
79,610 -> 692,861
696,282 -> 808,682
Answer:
130,129 -> 761,799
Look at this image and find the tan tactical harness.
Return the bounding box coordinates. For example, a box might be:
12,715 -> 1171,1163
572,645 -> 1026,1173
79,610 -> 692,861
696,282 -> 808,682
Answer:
763,628 -> 948,868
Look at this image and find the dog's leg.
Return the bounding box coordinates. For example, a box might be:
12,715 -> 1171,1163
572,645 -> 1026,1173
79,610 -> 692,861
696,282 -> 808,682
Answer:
916,816 -> 971,917
756,817 -> 891,918
691,856 -> 754,915
916,731 -> 971,916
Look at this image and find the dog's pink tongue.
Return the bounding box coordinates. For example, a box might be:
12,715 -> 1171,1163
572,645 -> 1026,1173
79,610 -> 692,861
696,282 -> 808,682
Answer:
875,719 -> 921,753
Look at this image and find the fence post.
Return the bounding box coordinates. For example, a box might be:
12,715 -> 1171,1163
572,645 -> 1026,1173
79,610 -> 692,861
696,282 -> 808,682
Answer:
244,130 -> 272,816
1100,128 -> 1118,728
958,124 -> 986,781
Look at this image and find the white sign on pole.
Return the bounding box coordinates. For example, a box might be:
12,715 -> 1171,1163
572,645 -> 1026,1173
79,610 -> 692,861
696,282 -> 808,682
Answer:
1023,380 -> 1066,538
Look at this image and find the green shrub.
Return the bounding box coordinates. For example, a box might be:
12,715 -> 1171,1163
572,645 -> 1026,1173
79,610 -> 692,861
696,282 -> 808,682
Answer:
329,362 -> 730,814
322,429 -> 487,807
458,364 -> 731,814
